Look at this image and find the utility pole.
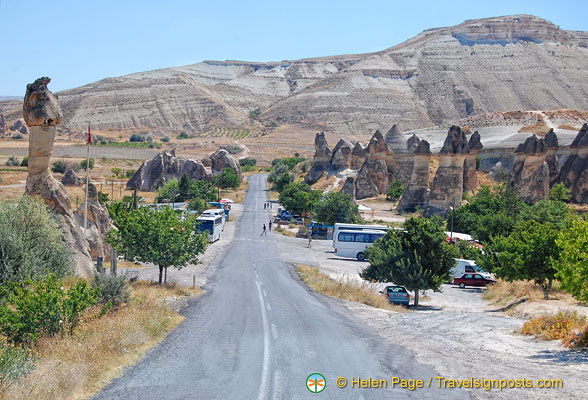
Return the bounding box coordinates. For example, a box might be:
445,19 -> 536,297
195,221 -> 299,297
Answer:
450,198 -> 455,243
83,122 -> 91,237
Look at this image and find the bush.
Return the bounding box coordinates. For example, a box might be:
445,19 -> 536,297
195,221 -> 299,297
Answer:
51,160 -> 67,174
11,133 -> 23,140
111,167 -> 122,178
79,158 -> 95,170
215,168 -> 240,190
0,343 -> 36,385
92,274 -> 130,309
386,180 -> 405,201
177,132 -> 190,139
0,196 -> 72,284
239,157 -> 257,167
521,311 -> 586,343
0,274 -> 99,344
125,169 -> 136,179
222,144 -> 243,154
20,157 -> 28,167
4,156 -> 19,166
129,133 -> 145,142
98,191 -> 109,204
161,136 -> 170,143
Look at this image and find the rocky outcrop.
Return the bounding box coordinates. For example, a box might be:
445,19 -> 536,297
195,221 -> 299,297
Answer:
61,168 -> 81,186
209,148 -> 242,178
463,131 -> 483,191
127,150 -> 211,191
559,124 -> 588,204
305,132 -> 332,183
0,114 -> 5,135
544,129 -> 560,187
510,135 -> 550,204
355,157 -> 389,200
74,183 -> 113,261
331,138 -> 354,170
9,119 -> 29,135
24,77 -> 93,278
341,176 -> 356,200
425,126 -> 469,216
398,140 -> 432,213
351,142 -> 367,170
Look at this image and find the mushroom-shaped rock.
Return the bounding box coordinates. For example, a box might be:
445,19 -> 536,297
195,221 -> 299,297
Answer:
510,135 -> 550,204
305,132 -> 332,184
23,77 -> 62,127
463,131 -> 483,191
331,138 -> 354,170
398,140 -> 432,213
544,129 -> 560,187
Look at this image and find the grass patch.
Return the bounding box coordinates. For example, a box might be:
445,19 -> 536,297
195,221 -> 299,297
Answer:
274,225 -> 297,237
0,280 -> 199,400
482,279 -> 566,305
296,265 -> 407,312
95,141 -> 161,149
521,311 -> 587,348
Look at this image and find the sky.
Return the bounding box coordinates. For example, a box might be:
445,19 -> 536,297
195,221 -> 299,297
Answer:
0,0 -> 586,95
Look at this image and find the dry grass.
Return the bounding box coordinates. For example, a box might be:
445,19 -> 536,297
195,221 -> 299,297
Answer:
482,279 -> 568,306
521,312 -> 587,348
0,281 -> 198,400
518,117 -> 550,135
219,180 -> 248,204
558,124 -> 581,131
312,174 -> 337,191
274,225 -> 297,237
297,265 -> 407,312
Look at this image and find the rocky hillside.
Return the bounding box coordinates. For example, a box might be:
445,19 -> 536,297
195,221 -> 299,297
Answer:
2,15 -> 588,136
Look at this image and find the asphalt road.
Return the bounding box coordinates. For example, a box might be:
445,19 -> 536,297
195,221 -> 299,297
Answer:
94,175 -> 468,400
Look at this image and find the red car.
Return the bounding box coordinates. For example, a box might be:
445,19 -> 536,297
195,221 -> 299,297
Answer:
453,273 -> 496,288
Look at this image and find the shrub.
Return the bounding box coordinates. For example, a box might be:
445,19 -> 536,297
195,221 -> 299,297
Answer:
0,274 -> 99,344
214,168 -> 240,189
111,167 -> 122,178
222,144 -> 243,154
79,158 -> 95,170
98,191 -> 109,204
0,343 -> 36,386
0,196 -> 72,284
386,180 -> 405,201
20,157 -> 28,167
129,133 -> 145,142
161,136 -> 170,143
239,157 -> 257,167
11,133 -> 23,140
125,169 -> 136,179
177,132 -> 190,139
521,311 -> 586,341
92,274 -> 130,309
564,325 -> 588,349
51,160 -> 67,174
4,156 -> 19,166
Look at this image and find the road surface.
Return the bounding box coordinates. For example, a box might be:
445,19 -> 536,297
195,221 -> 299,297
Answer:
94,175 -> 468,399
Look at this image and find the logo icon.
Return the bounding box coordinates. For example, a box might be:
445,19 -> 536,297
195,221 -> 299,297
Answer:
306,373 -> 326,393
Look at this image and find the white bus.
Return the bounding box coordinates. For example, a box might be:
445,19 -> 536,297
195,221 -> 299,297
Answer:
196,215 -> 223,242
333,229 -> 387,261
201,209 -> 226,231
332,223 -> 390,245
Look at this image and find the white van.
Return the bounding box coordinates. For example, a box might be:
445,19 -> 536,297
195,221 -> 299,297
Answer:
201,209 -> 225,231
450,259 -> 492,279
333,229 -> 386,261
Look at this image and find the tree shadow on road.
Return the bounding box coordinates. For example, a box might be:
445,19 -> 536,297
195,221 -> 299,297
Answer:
529,349 -> 588,365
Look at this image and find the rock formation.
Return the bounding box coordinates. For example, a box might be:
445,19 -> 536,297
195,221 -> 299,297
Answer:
355,158 -> 389,200
351,142 -> 367,170
61,168 -> 81,186
74,183 -> 113,261
23,77 -> 94,278
398,140 -> 432,213
0,114 -> 5,135
9,119 -> 29,135
425,126 -> 469,216
209,148 -> 242,178
559,124 -> 588,204
463,131 -> 483,191
341,176 -> 356,200
330,138 -> 354,170
510,135 -> 550,204
127,150 -> 211,191
305,132 -> 332,184
544,129 -> 560,187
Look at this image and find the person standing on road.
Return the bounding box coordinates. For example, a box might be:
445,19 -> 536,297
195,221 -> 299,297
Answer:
262,224 -> 267,235
307,230 -> 312,248
264,202 -> 267,209
269,220 -> 272,231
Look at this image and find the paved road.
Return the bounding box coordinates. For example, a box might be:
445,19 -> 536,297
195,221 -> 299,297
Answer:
94,175 -> 468,400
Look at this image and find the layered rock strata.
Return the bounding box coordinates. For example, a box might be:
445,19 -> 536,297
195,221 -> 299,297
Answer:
510,135 -> 550,204
23,77 -> 94,278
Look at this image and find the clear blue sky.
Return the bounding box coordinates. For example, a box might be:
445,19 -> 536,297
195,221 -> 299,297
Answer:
0,0 -> 586,95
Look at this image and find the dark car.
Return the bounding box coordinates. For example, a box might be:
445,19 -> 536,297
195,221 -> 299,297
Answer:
452,273 -> 496,289
379,285 -> 410,305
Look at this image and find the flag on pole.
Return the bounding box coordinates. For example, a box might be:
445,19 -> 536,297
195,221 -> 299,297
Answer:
87,123 -> 92,144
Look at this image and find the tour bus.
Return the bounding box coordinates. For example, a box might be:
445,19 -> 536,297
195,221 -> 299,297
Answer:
332,223 -> 390,245
333,229 -> 387,261
201,209 -> 226,231
196,215 -> 223,242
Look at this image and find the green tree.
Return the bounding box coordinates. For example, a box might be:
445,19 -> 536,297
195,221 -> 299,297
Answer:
125,169 -> 136,178
554,218 -> 588,303
549,183 -> 571,203
0,196 -> 72,284
386,180 -> 405,202
215,168 -> 240,190
79,158 -> 95,170
313,191 -> 359,225
156,179 -> 180,203
51,160 -> 67,174
108,206 -> 208,284
361,217 -> 458,306
483,220 -> 560,299
111,167 -> 122,178
278,182 -> 321,215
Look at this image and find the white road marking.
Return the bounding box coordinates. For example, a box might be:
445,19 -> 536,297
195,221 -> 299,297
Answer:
266,302 -> 271,311
255,281 -> 271,400
272,370 -> 283,400
263,289 -> 267,297
270,323 -> 278,340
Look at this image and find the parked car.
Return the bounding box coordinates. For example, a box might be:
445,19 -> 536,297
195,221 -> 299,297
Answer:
379,285 -> 410,306
452,273 -> 496,289
281,211 -> 293,220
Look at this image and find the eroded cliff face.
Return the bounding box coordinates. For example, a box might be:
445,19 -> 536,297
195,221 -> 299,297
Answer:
3,15 -> 587,136
560,124 -> 588,204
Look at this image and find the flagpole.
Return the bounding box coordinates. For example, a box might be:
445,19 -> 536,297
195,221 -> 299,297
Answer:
83,122 -> 91,236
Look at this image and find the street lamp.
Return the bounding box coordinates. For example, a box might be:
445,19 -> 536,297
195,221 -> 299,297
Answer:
449,199 -> 456,243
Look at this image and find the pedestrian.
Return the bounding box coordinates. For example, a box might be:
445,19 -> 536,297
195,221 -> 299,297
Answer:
264,202 -> 266,209
269,220 -> 272,231
262,224 -> 267,235
307,230 -> 312,248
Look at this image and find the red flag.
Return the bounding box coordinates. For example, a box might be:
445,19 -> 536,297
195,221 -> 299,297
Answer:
88,123 -> 91,144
